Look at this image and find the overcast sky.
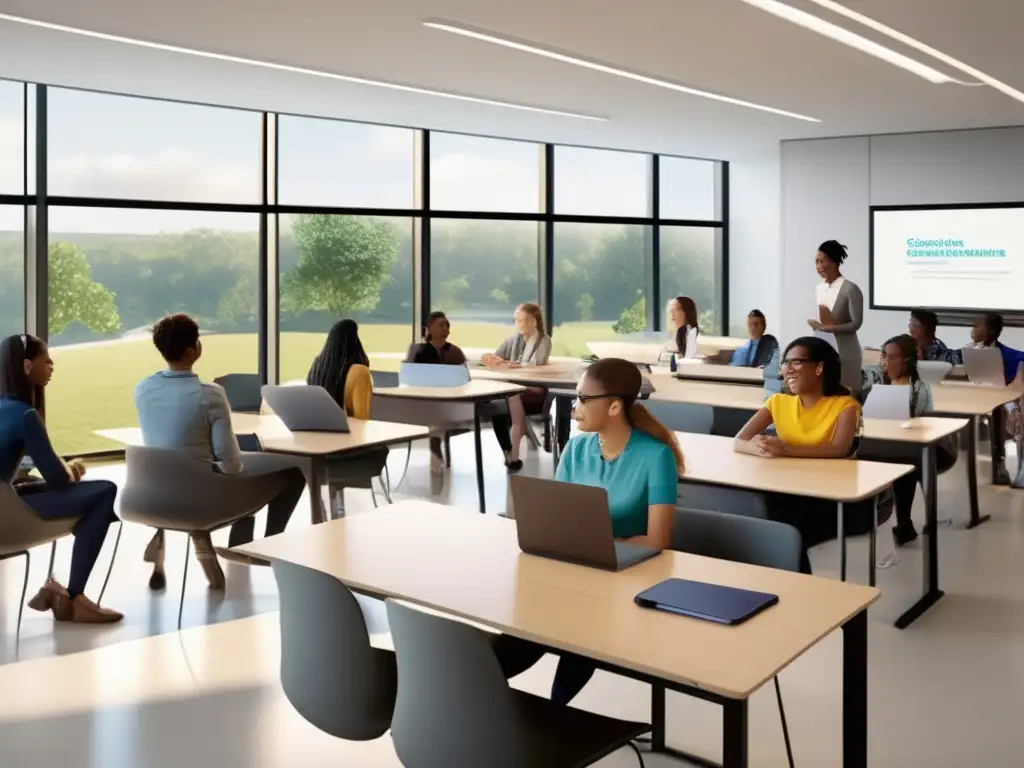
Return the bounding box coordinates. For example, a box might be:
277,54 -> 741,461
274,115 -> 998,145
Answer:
0,78 -> 717,233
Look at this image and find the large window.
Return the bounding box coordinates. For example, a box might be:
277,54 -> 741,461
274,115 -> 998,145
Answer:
554,146 -> 648,218
46,208 -> 260,455
430,133 -> 540,213
660,156 -> 718,221
278,117 -> 415,209
430,220 -> 540,351
552,223 -> 649,357
0,205 -> 23,338
659,227 -> 721,333
0,79 -> 23,194
279,215 -> 415,380
47,89 -> 260,203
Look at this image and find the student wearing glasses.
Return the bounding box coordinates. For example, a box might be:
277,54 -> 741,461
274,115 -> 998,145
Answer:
734,336 -> 875,572
493,357 -> 685,705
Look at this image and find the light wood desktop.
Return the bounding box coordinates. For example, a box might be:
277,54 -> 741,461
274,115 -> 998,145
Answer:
672,360 -> 765,385
373,380 -> 525,514
236,501 -> 877,766
97,414 -> 429,524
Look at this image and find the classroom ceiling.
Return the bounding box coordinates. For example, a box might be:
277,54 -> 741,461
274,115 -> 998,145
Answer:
0,0 -> 1021,159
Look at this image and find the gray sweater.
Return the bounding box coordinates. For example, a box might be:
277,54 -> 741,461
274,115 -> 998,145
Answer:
495,333 -> 552,366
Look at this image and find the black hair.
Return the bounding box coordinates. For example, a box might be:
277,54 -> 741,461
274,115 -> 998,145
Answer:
909,308 -> 938,336
673,296 -> 700,357
0,334 -> 47,420
152,313 -> 200,363
783,336 -> 848,396
424,311 -> 448,343
817,240 -> 849,268
307,319 -> 370,406
983,312 -> 1004,340
881,334 -> 920,384
747,309 -> 766,323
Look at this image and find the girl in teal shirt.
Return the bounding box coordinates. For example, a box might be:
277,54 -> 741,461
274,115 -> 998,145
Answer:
494,358 -> 685,705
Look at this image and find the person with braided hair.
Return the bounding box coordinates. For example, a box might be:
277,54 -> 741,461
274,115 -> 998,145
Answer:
808,240 -> 864,394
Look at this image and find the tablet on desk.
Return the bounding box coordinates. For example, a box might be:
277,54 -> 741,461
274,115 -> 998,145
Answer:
635,578 -> 779,626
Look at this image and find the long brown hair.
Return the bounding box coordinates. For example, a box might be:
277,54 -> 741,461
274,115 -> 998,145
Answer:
586,358 -> 685,473
673,296 -> 699,356
516,302 -> 547,336
0,334 -> 47,421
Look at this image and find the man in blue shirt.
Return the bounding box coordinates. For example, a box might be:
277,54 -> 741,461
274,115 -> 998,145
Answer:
730,309 -> 779,367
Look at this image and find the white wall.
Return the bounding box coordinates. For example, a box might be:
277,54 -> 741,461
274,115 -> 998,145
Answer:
779,126 -> 1024,350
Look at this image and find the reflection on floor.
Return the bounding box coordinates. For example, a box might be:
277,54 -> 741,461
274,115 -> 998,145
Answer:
2,431 -> 1024,766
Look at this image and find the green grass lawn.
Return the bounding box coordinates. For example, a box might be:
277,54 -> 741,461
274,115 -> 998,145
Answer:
48,321 -> 626,455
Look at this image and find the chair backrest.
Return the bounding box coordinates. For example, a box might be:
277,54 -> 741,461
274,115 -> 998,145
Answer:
917,360 -> 952,385
675,484 -> 768,519
370,370 -> 400,388
121,446 -> 239,524
385,599 -> 528,766
643,399 -> 714,434
399,362 -> 470,387
0,483 -> 77,557
671,507 -> 802,572
962,346 -> 1005,386
274,561 -> 396,740
213,373 -> 262,412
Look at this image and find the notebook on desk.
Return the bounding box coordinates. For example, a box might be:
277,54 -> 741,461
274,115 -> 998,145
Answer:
635,578 -> 778,626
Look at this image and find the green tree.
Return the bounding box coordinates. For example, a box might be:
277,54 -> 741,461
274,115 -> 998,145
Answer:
612,292 -> 646,334
282,215 -> 399,316
575,292 -> 595,322
489,288 -> 510,306
47,242 -> 121,337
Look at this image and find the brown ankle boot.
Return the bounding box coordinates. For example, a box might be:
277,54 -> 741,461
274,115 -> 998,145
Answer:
190,533 -> 226,590
27,580 -> 69,612
53,593 -> 124,624
144,530 -> 167,591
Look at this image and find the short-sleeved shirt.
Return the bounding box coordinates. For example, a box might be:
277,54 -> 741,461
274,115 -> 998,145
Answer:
765,393 -> 860,446
555,429 -> 679,539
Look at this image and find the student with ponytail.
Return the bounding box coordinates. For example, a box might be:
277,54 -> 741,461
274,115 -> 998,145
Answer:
493,357 -> 683,706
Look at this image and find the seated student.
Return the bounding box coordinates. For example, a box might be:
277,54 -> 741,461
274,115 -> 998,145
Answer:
136,314 -> 306,590
493,357 -> 684,705
861,335 -> 956,545
967,313 -> 1024,479
405,311 -> 468,473
734,336 -> 875,573
664,295 -> 700,360
729,309 -> 779,367
307,319 -> 389,515
907,308 -> 958,363
481,303 -> 552,472
0,334 -> 123,623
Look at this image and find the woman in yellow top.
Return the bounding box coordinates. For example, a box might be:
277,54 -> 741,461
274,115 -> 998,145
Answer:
734,336 -> 872,573
306,319 -> 383,516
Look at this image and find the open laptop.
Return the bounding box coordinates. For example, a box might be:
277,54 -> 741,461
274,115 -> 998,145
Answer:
260,385 -> 350,432
862,384 -> 911,421
962,347 -> 1006,387
508,475 -> 662,571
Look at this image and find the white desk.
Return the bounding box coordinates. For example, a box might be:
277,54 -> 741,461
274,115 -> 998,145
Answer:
97,414 -> 429,524
672,361 -> 765,385
236,501 -> 878,768
373,380 -> 525,514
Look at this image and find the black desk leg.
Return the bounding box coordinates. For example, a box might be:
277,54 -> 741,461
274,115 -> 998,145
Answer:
842,609 -> 868,768
722,699 -> 749,768
474,402 -> 486,514
868,496 -> 877,588
966,417 -> 989,528
651,683 -> 666,752
894,444 -> 944,629
308,456 -> 328,524
838,502 -> 847,582
991,407 -> 1011,486
555,395 -> 572,463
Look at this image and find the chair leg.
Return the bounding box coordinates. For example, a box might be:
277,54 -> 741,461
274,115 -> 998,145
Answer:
98,521 -> 123,604
392,441 -> 413,491
381,466 -> 394,504
177,536 -> 191,631
444,432 -> 452,468
370,487 -> 379,508
15,551 -> 30,653
774,675 -> 795,768
46,541 -> 57,581
626,741 -> 646,768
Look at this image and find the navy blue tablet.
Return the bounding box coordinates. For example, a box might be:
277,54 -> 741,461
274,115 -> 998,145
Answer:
635,578 -> 778,626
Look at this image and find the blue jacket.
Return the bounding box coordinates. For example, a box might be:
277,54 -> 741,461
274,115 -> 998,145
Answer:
0,396 -> 69,487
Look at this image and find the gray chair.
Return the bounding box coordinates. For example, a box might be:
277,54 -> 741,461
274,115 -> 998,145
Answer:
385,599 -> 649,768
273,560 -> 396,740
120,446 -> 290,628
0,483 -> 120,647
668,508 -> 798,768
214,373 -> 262,413
643,399 -> 714,434
675,484 -> 768,519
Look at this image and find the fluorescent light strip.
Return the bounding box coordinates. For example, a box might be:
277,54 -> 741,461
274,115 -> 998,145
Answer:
424,19 -> 820,123
0,12 -> 606,121
737,0 -> 955,83
803,0 -> 1024,103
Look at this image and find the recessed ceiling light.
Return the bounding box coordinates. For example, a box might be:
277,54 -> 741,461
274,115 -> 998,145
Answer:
0,12 -> 606,121
423,19 -> 821,123
737,0 -> 957,84
802,0 -> 1024,104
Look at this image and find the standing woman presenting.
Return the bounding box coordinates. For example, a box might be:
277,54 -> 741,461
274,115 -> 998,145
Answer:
808,240 -> 863,394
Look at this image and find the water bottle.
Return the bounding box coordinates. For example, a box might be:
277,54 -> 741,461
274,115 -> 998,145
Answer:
669,353 -> 677,373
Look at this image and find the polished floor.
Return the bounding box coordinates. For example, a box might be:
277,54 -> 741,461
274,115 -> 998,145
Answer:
2,431 -> 1024,766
